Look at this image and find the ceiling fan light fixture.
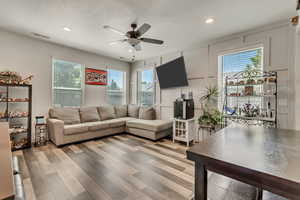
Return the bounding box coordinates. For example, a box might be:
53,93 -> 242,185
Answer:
105,23 -> 164,51
205,18 -> 215,24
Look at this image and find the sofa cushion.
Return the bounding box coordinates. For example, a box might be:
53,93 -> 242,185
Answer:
98,106 -> 116,120
126,119 -> 173,132
106,118 -> 126,128
118,117 -> 136,122
49,108 -> 80,125
79,107 -> 100,123
139,107 -> 155,120
64,124 -> 89,135
128,104 -> 140,118
85,121 -> 111,131
115,105 -> 128,118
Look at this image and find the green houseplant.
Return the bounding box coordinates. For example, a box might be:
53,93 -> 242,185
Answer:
198,86 -> 223,127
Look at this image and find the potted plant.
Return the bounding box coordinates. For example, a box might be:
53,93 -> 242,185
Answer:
198,86 -> 223,128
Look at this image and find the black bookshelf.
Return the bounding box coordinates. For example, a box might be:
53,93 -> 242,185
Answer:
0,83 -> 32,151
223,71 -> 278,128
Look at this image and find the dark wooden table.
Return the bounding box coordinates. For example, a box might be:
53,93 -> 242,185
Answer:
187,127 -> 300,200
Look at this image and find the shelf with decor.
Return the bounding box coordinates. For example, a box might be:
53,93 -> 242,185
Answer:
0,71 -> 33,151
226,83 -> 276,87
224,115 -> 276,122
226,94 -> 276,98
223,70 -> 277,128
0,98 -> 29,103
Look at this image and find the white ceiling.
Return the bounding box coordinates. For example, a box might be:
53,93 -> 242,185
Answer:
0,0 -> 297,62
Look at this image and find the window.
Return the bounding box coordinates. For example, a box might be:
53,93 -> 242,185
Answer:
222,48 -> 263,76
106,69 -> 125,105
52,59 -> 83,107
219,47 -> 263,108
137,69 -> 155,106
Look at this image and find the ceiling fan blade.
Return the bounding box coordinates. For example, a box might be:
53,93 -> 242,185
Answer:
103,25 -> 126,36
109,39 -> 128,45
140,38 -> 164,45
133,43 -> 142,51
136,23 -> 151,36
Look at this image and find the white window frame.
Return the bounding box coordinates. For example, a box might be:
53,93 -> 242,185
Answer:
136,68 -> 156,106
217,45 -> 264,110
106,69 -> 126,105
51,58 -> 84,107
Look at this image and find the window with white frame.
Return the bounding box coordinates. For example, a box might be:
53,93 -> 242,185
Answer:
137,69 -> 155,106
52,59 -> 84,107
219,47 -> 263,108
106,69 -> 126,105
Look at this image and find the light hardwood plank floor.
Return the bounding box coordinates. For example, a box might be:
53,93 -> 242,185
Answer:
14,134 -> 262,200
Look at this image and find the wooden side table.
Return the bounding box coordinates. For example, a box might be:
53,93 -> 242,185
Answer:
173,118 -> 196,147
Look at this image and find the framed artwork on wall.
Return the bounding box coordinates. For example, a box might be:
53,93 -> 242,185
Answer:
85,68 -> 107,85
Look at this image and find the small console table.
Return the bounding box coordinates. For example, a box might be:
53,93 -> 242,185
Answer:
173,118 -> 195,147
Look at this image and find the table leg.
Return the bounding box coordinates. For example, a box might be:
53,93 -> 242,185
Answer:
256,188 -> 263,200
194,162 -> 207,200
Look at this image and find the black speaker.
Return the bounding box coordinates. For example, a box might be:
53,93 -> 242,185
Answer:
174,101 -> 183,119
174,99 -> 194,120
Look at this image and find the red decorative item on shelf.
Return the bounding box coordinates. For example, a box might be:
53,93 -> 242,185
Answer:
244,86 -> 254,96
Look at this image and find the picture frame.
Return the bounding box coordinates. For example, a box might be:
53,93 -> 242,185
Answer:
85,68 -> 107,85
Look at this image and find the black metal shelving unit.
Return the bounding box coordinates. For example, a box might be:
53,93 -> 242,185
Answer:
223,71 -> 278,128
0,83 -> 32,151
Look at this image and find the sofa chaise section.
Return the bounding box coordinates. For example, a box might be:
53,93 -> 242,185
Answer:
126,119 -> 173,140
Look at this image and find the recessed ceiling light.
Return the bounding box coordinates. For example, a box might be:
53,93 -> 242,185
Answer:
63,27 -> 71,32
205,18 -> 214,24
128,49 -> 133,53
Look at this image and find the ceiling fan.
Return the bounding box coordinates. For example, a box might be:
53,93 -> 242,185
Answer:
103,23 -> 164,51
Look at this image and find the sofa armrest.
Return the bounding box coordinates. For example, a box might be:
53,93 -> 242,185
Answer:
47,118 -> 64,146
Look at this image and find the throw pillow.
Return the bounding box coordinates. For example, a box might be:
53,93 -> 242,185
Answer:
98,106 -> 116,120
128,104 -> 140,118
115,105 -> 128,118
79,107 -> 100,122
139,107 -> 155,120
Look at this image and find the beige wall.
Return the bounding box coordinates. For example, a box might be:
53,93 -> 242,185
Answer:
0,29 -> 130,119
131,21 -> 297,130
294,27 -> 300,130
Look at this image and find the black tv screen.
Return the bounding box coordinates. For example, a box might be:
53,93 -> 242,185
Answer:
156,56 -> 188,89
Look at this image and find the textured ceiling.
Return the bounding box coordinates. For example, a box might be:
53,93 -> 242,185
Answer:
0,0 -> 297,62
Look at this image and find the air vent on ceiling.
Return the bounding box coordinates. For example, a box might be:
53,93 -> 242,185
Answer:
32,32 -> 50,40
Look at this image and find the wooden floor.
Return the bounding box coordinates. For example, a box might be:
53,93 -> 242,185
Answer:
13,134 -> 277,200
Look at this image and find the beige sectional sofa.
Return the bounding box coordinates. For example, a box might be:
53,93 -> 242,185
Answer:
47,105 -> 172,146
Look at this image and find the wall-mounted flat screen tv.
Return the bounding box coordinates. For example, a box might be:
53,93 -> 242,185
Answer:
156,56 -> 188,89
